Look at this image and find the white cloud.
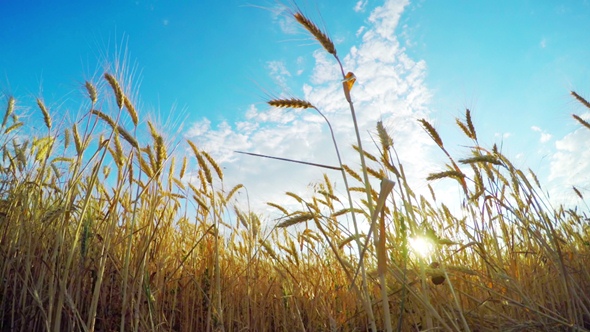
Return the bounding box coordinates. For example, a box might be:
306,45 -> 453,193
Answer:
186,0 -> 436,216
356,26 -> 366,37
543,111 -> 590,207
495,132 -> 512,139
354,0 -> 369,12
266,60 -> 291,91
269,4 -> 298,35
531,125 -> 552,143
540,37 -> 547,48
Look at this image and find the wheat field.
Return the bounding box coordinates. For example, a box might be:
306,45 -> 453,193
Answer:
0,9 -> 589,332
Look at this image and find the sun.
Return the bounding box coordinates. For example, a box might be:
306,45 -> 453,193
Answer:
408,236 -> 435,259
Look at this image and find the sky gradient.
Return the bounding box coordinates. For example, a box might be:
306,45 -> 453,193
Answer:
2,0 -> 589,214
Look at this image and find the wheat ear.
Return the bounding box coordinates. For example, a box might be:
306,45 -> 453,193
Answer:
37,98 -> 52,130
2,96 -> 15,128
268,98 -> 314,109
85,81 -> 97,105
571,91 -> 590,109
293,11 -> 336,56
104,73 -> 124,109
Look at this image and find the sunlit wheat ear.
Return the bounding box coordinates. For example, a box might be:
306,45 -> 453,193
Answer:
426,170 -> 466,181
72,123 -> 82,154
179,156 -> 187,179
85,81 -> 97,105
352,145 -> 378,162
137,152 -> 153,177
456,109 -> 477,140
225,184 -> 243,202
123,96 -> 139,126
111,133 -> 125,167
571,91 -> 590,109
376,121 -> 393,151
4,122 -> 23,135
91,109 -> 116,128
187,139 -> 212,184
456,118 -> 472,139
268,98 -> 314,109
2,96 -> 15,128
419,118 -> 444,148
572,114 -> 590,131
36,98 -> 51,129
277,212 -> 315,228
147,121 -> 166,173
201,150 -> 223,181
117,126 -> 138,149
293,11 -> 336,56
259,240 -> 279,261
459,155 -> 503,166
342,164 -> 362,183
91,109 -> 138,149
142,145 -> 156,173
104,73 -> 124,109
267,202 -> 289,215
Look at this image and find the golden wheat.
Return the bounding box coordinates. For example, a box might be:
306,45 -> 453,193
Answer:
277,212 -> 315,228
187,140 -> 212,184
2,96 -> 15,128
85,81 -> 98,105
376,120 -> 393,151
459,155 -> 503,166
104,73 -> 124,109
225,184 -> 243,202
200,150 -> 223,181
179,156 -> 187,179
571,91 -> 590,109
573,114 -> 590,131
1,8 -> 589,331
5,122 -> 23,135
36,98 -> 51,129
123,96 -> 139,126
268,98 -> 314,109
342,164 -> 363,183
426,170 -> 466,181
419,118 -> 443,148
267,202 -> 289,215
118,126 -> 138,149
293,11 -> 336,56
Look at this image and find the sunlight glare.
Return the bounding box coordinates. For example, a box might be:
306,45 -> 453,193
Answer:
409,236 -> 434,258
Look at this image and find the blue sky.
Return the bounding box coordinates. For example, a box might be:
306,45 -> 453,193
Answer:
2,0 -> 590,212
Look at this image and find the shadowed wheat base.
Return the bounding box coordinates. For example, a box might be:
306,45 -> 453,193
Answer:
1,9 -> 590,332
